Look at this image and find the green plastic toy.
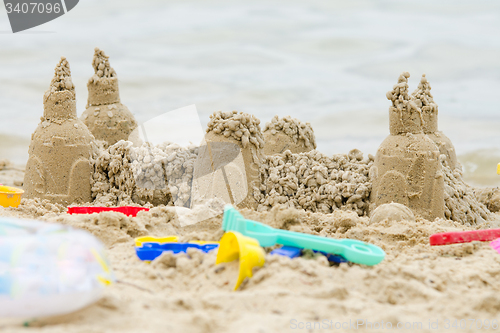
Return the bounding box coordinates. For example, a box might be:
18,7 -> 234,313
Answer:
222,205 -> 385,266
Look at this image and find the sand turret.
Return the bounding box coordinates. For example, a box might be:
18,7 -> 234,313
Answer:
81,48 -> 137,146
412,74 -> 458,169
24,57 -> 94,205
386,72 -> 423,135
262,116 -> 316,155
191,111 -> 264,210
370,72 -> 444,221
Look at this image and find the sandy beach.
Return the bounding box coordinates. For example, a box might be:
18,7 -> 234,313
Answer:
2,1 -> 500,332
1,179 -> 500,332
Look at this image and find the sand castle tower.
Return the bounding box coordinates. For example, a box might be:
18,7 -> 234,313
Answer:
412,74 -> 458,169
262,115 -> 316,155
370,72 -> 444,220
24,57 -> 94,205
81,48 -> 137,146
191,111 -> 265,210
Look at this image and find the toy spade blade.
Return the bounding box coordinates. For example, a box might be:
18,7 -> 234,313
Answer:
216,231 -> 265,290
222,205 -> 385,266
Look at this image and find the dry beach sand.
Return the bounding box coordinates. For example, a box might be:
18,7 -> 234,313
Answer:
1,196 -> 500,332
2,70 -> 500,333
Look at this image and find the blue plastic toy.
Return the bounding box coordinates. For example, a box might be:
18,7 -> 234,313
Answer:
136,243 -> 219,261
270,245 -> 348,263
321,251 -> 348,264
270,246 -> 302,258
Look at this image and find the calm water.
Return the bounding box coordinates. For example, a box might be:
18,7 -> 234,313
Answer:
1,0 -> 500,185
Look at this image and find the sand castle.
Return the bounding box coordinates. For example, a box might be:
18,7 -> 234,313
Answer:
370,72 -> 445,220
262,116 -> 316,155
24,57 -> 94,205
23,52 -> 485,226
81,48 -> 137,147
412,74 -> 458,169
191,111 -> 265,210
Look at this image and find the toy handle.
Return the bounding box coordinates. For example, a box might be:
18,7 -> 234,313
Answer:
275,229 -> 385,266
339,240 -> 385,266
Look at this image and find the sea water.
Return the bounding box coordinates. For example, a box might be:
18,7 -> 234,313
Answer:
0,0 -> 499,186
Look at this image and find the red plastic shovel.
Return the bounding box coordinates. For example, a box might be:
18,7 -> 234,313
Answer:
67,206 -> 149,217
430,229 -> 500,246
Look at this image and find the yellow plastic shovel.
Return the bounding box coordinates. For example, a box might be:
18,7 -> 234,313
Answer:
135,236 -> 179,247
216,231 -> 265,290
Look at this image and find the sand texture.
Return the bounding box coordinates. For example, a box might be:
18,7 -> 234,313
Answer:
255,149 -> 372,215
91,140 -> 198,207
262,116 -> 316,155
23,58 -> 94,206
475,187 -> 500,213
81,48 -> 137,147
2,202 -> 500,333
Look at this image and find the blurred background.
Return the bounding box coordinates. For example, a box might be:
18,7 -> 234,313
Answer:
0,0 -> 499,186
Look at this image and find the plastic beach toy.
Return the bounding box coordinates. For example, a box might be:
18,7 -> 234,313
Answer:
67,206 -> 149,217
430,229 -> 500,246
222,205 -> 385,266
0,217 -> 114,318
490,238 -> 500,254
216,231 -> 265,290
136,242 -> 219,261
270,245 -> 302,258
270,246 -> 348,263
135,236 -> 179,247
0,185 -> 24,208
135,235 -> 219,247
134,235 -> 220,261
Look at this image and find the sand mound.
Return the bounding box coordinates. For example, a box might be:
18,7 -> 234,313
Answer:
262,116 -> 316,155
264,116 -> 316,149
474,187 -> 500,213
370,203 -> 415,225
442,158 -> 491,225
131,142 -> 198,207
91,140 -> 198,207
206,111 -> 264,151
255,149 -> 372,215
